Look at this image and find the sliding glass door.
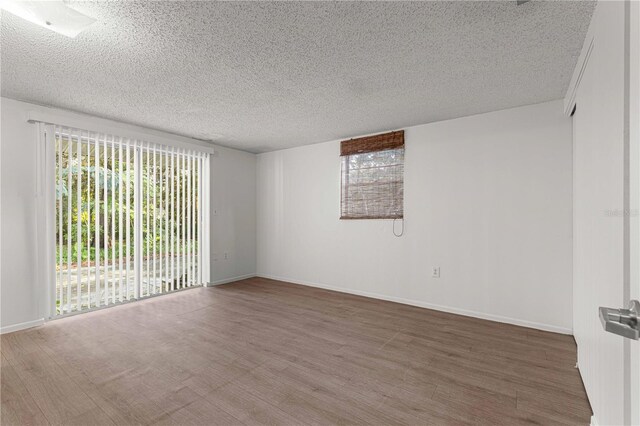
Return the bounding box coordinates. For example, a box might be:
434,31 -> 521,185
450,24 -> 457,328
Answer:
53,126 -> 206,315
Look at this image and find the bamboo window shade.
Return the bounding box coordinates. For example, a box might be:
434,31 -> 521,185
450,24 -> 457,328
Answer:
340,130 -> 404,220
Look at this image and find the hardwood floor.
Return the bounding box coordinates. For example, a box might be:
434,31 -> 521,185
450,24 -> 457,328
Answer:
1,277 -> 591,425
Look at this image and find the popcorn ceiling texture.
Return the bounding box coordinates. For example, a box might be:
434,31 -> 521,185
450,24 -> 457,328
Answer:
1,1 -> 595,153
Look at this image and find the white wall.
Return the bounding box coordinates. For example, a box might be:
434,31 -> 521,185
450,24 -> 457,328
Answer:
210,144 -> 257,284
257,100 -> 573,333
0,97 -> 256,332
0,99 -> 40,330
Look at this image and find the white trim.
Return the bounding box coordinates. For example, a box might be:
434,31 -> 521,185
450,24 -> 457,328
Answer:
208,274 -> 256,286
590,415 -> 599,426
23,106 -> 214,154
564,34 -> 595,116
0,319 -> 45,335
626,1 -> 640,425
257,274 -> 573,335
564,3 -> 598,116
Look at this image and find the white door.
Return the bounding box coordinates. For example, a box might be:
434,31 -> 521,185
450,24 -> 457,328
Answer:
572,1 -> 639,424
573,51 -> 626,424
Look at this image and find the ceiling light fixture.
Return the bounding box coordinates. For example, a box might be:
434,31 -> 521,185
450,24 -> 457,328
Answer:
0,0 -> 96,38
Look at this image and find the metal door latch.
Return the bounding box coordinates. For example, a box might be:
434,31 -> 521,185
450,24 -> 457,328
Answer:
599,300 -> 640,340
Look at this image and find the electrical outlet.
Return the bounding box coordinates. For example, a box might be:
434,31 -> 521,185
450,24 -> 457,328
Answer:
431,267 -> 440,278
224,252 -> 229,260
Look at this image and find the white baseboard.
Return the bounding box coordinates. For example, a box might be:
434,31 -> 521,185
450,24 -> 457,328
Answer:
0,318 -> 45,335
2,275 -> 570,335
256,274 -> 573,335
590,415 -> 598,426
209,273 -> 256,286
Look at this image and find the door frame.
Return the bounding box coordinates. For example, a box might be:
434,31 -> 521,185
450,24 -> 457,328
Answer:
34,121 -> 212,320
626,0 -> 639,423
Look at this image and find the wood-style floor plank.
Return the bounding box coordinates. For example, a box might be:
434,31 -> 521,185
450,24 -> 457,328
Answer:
0,362 -> 50,426
1,277 -> 591,425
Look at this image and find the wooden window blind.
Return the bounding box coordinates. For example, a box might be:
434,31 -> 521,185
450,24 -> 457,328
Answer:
340,130 -> 404,219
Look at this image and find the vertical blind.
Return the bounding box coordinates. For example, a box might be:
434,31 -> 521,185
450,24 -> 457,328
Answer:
54,126 -> 206,315
340,130 -> 404,219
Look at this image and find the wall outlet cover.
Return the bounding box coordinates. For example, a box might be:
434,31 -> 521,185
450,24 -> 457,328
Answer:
432,267 -> 440,278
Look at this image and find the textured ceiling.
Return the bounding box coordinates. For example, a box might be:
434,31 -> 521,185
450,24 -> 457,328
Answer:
1,1 -> 595,153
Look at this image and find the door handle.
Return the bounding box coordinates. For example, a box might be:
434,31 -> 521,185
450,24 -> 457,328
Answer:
599,300 -> 640,340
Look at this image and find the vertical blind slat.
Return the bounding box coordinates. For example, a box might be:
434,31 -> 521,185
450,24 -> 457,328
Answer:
191,153 -> 196,286
134,140 -> 140,300
177,149 -> 181,289
194,154 -> 198,285
165,147 -> 170,292
183,151 -> 186,287
125,138 -> 131,300
187,152 -> 192,286
152,145 -> 157,294
118,137 -> 123,302
180,150 -> 184,288
182,150 -> 186,288
197,153 -> 202,285
174,148 -> 179,289
111,135 -> 116,304
76,131 -> 81,311
86,133 -> 91,309
145,142 -> 150,296
103,134 -> 108,307
184,151 -> 188,286
180,150 -> 185,288
66,130 -> 72,313
171,147 -> 176,291
159,148 -> 164,294
187,152 -> 195,285
95,135 -> 100,308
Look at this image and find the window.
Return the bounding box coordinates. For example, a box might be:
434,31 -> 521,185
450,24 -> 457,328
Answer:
340,130 -> 404,219
50,125 -> 208,315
